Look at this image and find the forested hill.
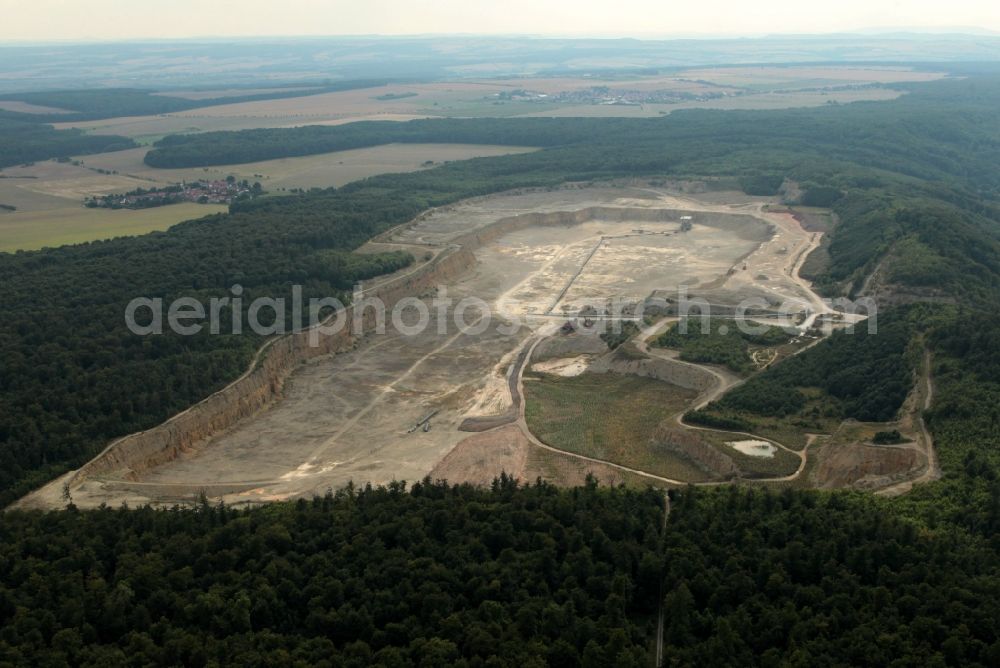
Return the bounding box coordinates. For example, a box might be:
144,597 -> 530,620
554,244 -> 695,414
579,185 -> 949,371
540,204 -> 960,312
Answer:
3,72 -> 1000,510
0,118 -> 135,169
2,478 -> 999,665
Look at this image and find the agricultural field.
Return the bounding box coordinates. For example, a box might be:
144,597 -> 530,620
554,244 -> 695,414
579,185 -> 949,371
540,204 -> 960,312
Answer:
76,143 -> 538,190
0,202 -> 226,251
0,158 -> 228,250
0,143 -> 536,251
50,66 -> 940,142
0,99 -> 74,114
677,65 -> 944,88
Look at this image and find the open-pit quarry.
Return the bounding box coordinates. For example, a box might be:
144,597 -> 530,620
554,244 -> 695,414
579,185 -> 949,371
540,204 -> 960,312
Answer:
17,184 -> 934,509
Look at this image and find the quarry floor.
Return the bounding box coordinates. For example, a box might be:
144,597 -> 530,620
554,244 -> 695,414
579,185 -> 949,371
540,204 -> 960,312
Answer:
24,184 -> 932,509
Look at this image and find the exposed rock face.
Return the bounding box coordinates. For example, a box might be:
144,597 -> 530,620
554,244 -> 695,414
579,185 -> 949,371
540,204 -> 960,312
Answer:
70,246 -> 477,485
449,205 -> 759,250
588,354 -> 716,393
811,443 -> 920,490
652,425 -> 738,478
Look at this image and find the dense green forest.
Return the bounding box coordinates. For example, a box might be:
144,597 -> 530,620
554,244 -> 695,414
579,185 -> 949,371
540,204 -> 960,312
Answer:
0,118 -> 135,168
0,479 -> 661,666
659,485 -> 1000,666
0,83 -> 403,167
2,478 -> 999,665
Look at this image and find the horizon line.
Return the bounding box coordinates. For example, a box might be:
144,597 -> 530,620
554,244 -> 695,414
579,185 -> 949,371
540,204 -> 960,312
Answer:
1,27 -> 999,47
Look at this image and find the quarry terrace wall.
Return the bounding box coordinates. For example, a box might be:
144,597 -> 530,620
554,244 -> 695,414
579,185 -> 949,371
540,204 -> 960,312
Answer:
449,206 -> 699,249
68,245 -> 476,486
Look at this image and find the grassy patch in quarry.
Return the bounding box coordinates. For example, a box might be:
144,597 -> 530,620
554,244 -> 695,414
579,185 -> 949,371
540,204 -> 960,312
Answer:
524,370 -> 705,480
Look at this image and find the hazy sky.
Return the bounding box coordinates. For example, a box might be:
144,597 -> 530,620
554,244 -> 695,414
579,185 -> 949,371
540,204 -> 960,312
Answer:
2,0 -> 998,41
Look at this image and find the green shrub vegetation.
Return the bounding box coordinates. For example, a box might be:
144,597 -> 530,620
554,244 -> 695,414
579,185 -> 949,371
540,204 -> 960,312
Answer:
599,321 -> 640,350
524,372 -> 701,480
654,318 -> 792,374
873,429 -> 906,444
708,307 -> 920,419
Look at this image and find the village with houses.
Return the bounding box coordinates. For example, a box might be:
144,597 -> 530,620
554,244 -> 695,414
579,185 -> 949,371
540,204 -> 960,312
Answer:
85,177 -> 262,210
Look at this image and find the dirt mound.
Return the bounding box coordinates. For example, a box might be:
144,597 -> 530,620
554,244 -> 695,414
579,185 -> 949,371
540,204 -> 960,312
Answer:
589,353 -> 716,392
458,414 -> 517,432
430,425 -> 529,485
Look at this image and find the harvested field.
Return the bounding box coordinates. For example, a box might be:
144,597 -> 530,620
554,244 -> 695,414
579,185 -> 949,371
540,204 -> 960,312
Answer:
76,143 -> 537,190
0,144 -> 535,251
677,65 -> 944,88
0,202 -> 226,251
0,158 -> 229,250
0,160 -> 151,207
0,100 -> 73,114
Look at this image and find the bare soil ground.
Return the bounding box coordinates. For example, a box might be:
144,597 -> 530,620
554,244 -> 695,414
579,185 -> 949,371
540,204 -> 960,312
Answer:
799,351 -> 936,492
